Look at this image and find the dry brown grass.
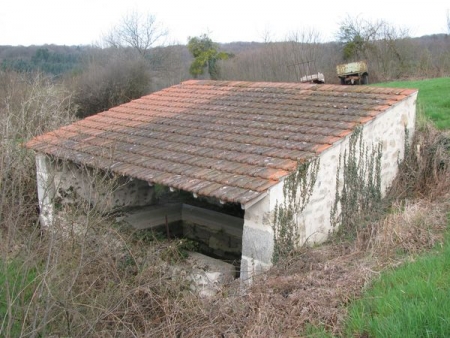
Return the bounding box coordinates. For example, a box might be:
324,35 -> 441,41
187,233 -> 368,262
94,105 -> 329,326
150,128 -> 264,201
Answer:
360,199 -> 447,257
27,202 -> 444,337
222,199 -> 449,337
29,199 -> 446,336
388,121 -> 450,200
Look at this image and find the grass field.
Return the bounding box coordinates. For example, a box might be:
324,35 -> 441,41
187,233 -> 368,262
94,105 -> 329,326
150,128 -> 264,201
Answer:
373,77 -> 450,129
344,232 -> 450,337
338,77 -> 450,337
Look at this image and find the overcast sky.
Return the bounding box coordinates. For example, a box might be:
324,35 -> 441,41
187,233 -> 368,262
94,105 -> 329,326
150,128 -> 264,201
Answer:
1,0 -> 449,46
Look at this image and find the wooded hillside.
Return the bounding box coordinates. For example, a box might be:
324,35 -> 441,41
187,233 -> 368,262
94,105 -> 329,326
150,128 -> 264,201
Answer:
1,28 -> 449,116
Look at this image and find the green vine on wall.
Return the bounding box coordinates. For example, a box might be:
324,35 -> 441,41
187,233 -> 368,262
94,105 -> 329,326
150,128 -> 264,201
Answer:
272,158 -> 320,263
330,127 -> 382,237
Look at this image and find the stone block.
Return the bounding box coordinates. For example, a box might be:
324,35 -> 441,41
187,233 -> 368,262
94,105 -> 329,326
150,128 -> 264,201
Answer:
184,252 -> 236,297
242,225 -> 273,264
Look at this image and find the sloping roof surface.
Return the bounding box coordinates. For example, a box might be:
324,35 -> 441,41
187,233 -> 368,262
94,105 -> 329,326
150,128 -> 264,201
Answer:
26,80 -> 417,206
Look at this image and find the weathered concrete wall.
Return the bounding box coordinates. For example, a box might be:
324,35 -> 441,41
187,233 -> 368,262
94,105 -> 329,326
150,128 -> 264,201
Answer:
124,203 -> 182,230
35,157 -> 156,227
36,154 -> 56,227
38,156 -> 244,262
241,93 -> 417,278
241,193 -> 273,281
52,160 -> 155,213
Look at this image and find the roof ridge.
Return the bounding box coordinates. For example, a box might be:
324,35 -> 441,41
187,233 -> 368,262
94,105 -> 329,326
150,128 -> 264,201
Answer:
179,80 -> 418,96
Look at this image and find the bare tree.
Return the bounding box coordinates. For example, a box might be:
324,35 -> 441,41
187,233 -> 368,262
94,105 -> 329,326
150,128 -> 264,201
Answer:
105,12 -> 168,57
375,22 -> 411,79
336,15 -> 412,81
73,49 -> 153,118
102,11 -> 188,90
285,29 -> 322,81
336,15 -> 385,60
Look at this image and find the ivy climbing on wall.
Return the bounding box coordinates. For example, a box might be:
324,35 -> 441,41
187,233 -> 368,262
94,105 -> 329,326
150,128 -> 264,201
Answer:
272,158 -> 320,263
330,127 -> 383,238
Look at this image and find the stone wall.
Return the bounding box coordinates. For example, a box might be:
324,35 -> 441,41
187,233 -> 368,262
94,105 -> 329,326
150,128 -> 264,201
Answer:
298,92 -> 417,244
240,93 -> 417,279
35,157 -> 156,227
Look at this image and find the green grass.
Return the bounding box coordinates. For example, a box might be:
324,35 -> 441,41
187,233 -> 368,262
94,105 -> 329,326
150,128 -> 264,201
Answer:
373,77 -> 450,130
344,234 -> 450,338
0,259 -> 37,336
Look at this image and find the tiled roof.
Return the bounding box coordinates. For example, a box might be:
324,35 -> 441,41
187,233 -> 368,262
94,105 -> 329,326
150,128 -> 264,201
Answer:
26,80 -> 417,207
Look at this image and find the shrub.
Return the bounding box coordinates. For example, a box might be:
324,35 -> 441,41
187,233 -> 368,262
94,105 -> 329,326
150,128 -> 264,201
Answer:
73,50 -> 152,118
0,70 -> 75,336
389,120 -> 450,200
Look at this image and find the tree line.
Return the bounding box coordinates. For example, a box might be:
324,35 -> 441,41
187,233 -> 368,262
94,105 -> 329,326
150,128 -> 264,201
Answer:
1,13 -> 449,118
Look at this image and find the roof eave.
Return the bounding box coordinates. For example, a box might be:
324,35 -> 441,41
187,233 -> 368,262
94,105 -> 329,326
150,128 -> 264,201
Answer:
241,191 -> 269,210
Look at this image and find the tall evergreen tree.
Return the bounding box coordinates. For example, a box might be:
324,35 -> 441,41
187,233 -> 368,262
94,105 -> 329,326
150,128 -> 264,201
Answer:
187,34 -> 232,80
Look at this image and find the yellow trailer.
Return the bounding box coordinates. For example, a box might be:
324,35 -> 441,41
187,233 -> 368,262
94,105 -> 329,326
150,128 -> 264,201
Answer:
336,61 -> 369,85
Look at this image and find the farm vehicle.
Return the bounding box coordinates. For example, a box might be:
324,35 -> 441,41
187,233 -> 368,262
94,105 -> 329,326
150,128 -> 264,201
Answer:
336,61 -> 369,85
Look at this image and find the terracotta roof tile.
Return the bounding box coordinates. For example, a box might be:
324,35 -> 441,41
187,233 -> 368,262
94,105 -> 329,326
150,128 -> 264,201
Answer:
26,80 -> 417,206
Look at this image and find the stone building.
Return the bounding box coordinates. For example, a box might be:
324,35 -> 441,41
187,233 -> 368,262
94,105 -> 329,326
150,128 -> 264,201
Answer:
26,80 -> 417,280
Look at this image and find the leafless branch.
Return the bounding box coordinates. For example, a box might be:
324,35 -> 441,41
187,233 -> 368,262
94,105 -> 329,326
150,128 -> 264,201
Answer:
104,12 -> 168,57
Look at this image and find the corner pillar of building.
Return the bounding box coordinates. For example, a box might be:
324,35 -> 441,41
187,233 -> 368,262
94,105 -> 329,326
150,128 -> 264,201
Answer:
240,195 -> 273,283
35,153 -> 56,228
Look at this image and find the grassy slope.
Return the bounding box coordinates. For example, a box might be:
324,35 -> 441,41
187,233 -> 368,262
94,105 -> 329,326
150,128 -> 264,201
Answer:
373,77 -> 450,129
340,77 -> 450,337
345,235 -> 450,337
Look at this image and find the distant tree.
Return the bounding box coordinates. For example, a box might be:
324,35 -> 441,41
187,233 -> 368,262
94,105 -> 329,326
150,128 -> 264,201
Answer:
336,15 -> 412,81
1,58 -> 32,73
104,12 -> 168,57
1,47 -> 82,75
285,29 -> 323,81
336,15 -> 383,60
187,34 -> 232,80
32,48 -> 50,63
